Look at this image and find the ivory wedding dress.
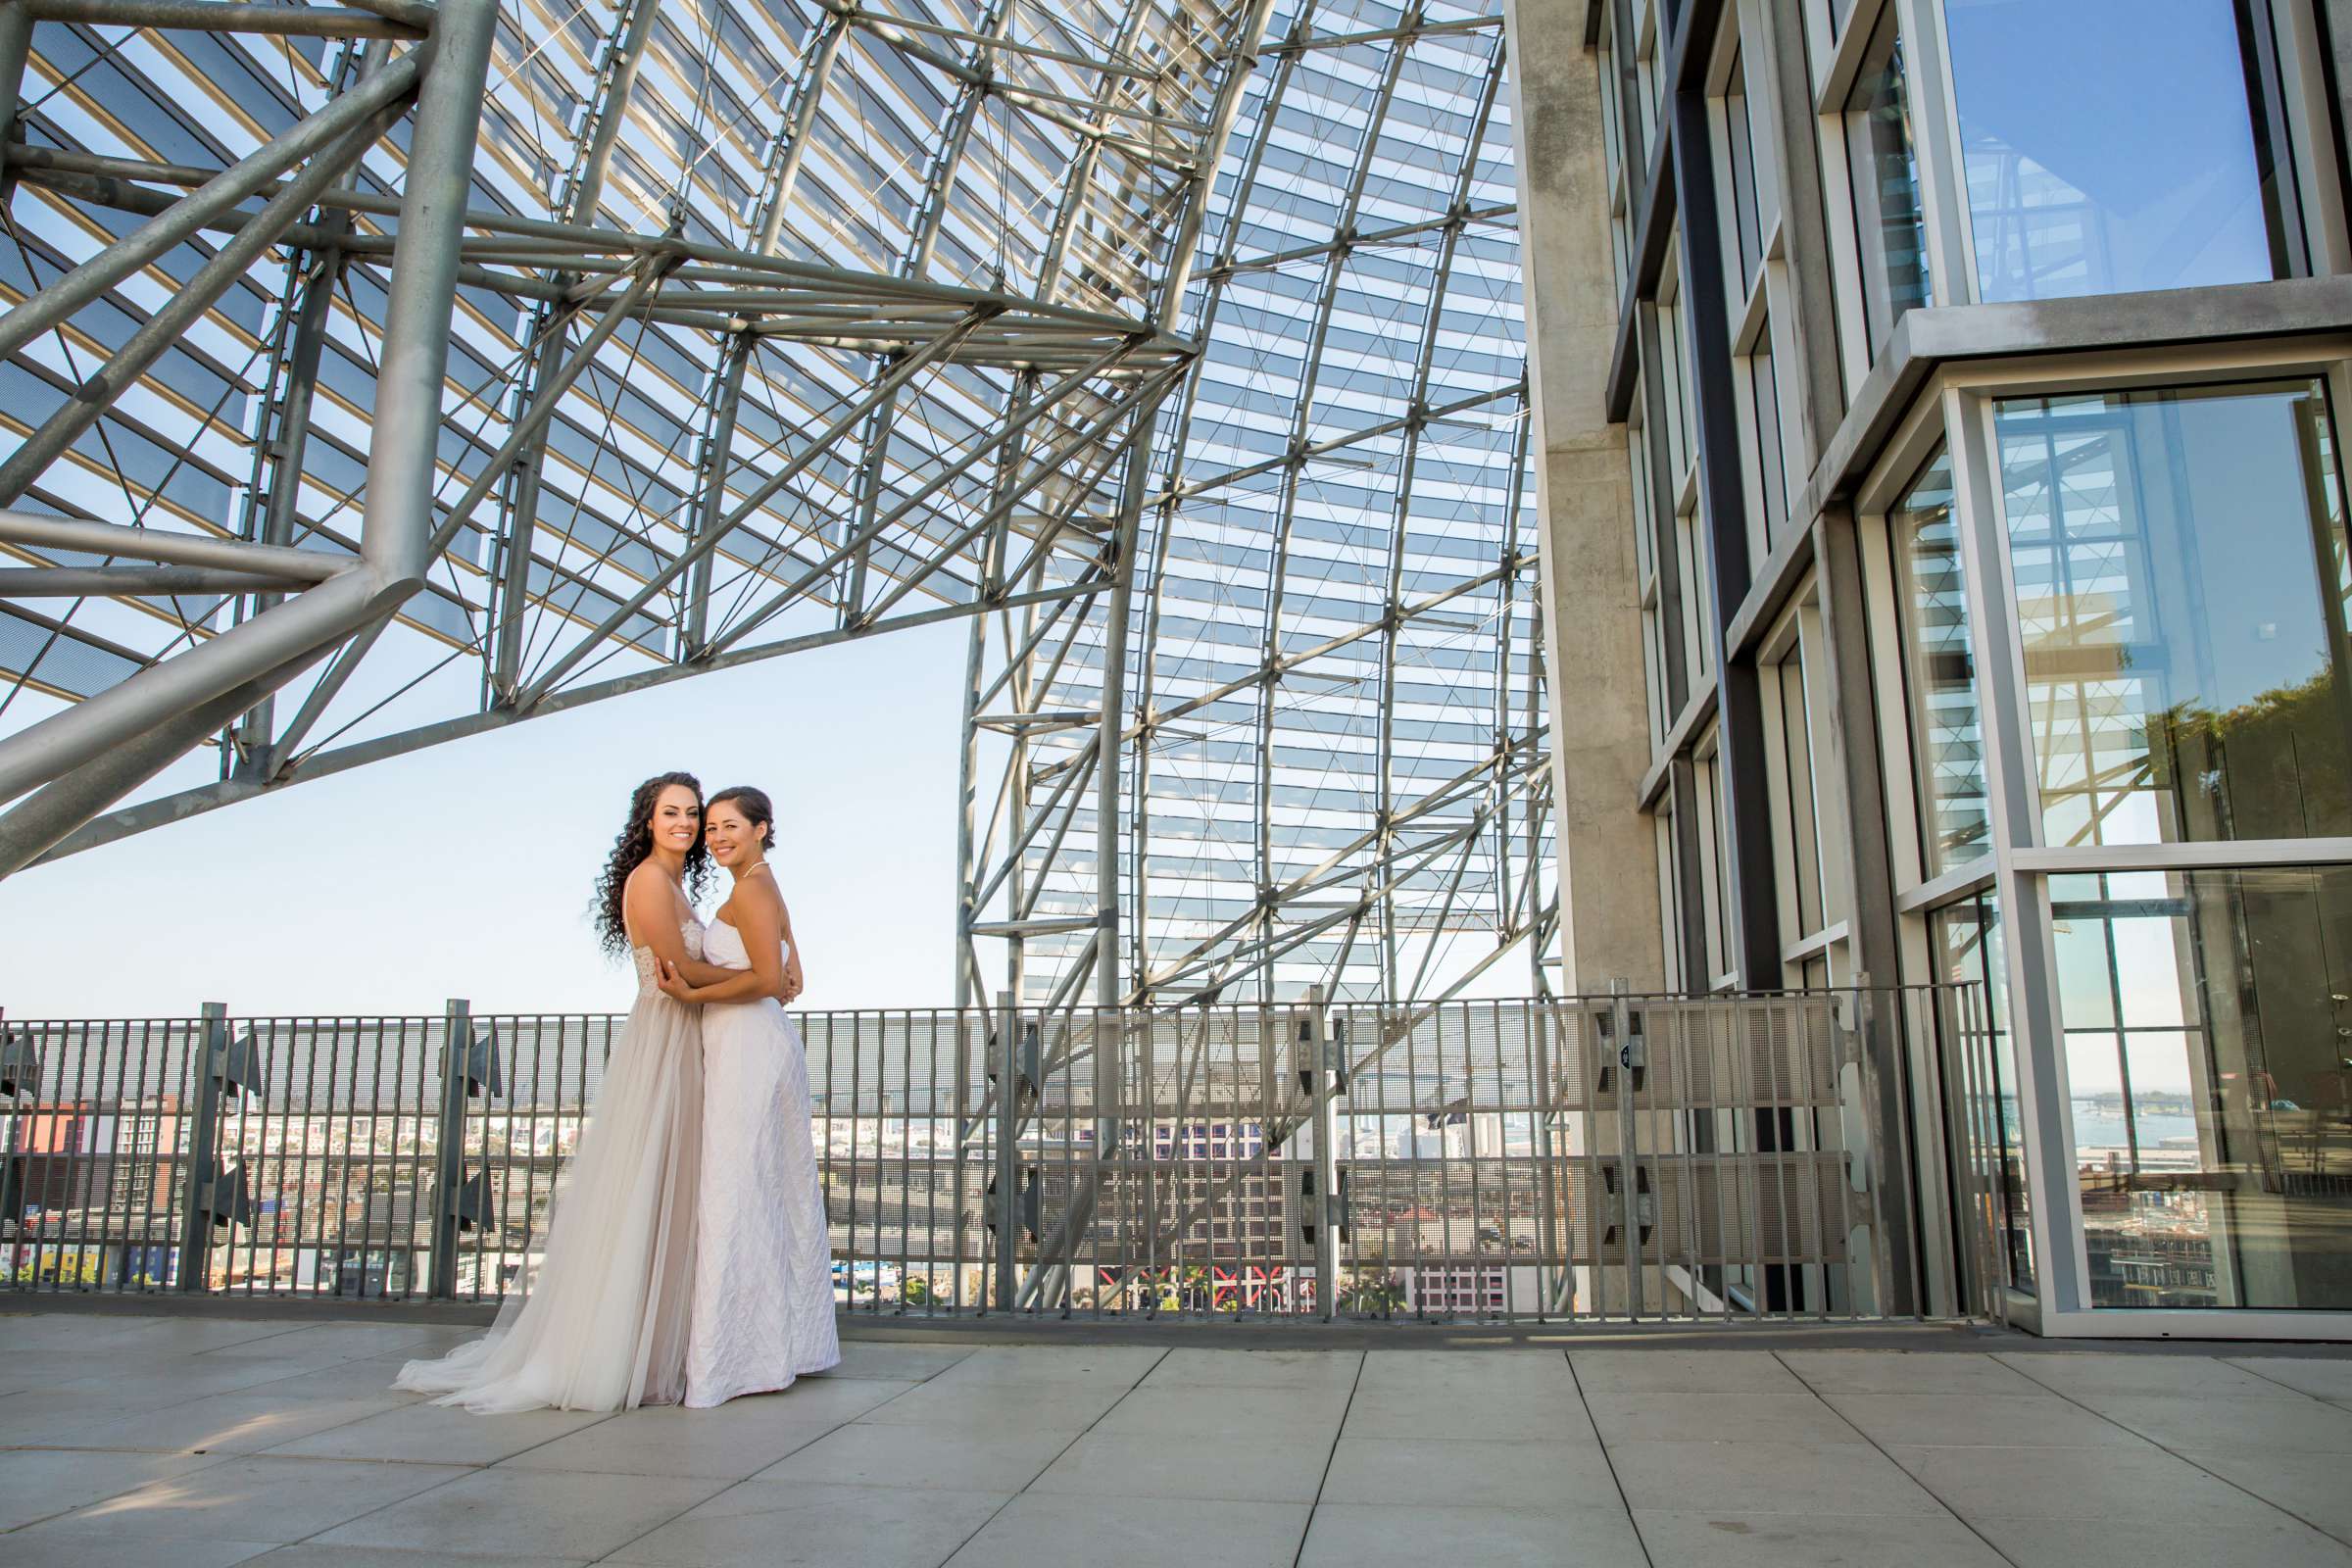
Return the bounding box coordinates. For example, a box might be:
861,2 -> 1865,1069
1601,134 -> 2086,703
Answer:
394,920 -> 706,1412
683,918 -> 840,1406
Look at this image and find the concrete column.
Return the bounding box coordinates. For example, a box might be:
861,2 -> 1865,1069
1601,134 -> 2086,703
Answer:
1505,0 -> 1665,991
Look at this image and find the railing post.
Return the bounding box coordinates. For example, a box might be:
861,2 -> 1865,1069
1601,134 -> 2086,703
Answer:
1847,975 -> 1919,1317
1609,979 -> 1642,1319
1303,984 -> 1342,1321
429,998 -> 469,1300
992,988 -> 1018,1312
176,1002 -> 227,1292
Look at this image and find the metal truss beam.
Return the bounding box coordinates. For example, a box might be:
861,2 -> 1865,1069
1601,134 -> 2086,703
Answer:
3,0 -> 1551,1102
3,0 -> 1265,864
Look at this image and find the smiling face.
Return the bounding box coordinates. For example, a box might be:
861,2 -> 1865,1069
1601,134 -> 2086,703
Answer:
648,783 -> 703,859
704,798 -> 759,870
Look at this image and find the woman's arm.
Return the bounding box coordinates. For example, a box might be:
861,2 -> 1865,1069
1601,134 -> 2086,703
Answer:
622,865 -> 698,974
660,884 -> 789,1004
666,951 -> 738,988
778,899 -> 805,1004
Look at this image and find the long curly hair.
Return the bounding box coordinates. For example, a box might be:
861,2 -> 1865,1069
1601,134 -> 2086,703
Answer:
593,771 -> 710,957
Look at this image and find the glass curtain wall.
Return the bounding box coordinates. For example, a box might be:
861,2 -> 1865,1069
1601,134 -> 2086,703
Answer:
1942,0 -> 2298,303
1993,381 -> 2352,850
1891,448 -> 1988,873
1984,376 -> 2352,1310
1842,6 -> 1931,356
2053,865 -> 2352,1309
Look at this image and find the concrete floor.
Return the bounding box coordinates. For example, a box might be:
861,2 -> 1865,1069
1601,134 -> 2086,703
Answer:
2,1313 -> 2350,1566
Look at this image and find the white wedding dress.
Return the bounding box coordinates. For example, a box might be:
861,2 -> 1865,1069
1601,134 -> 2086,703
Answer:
683,919 -> 840,1406
394,920 -> 706,1412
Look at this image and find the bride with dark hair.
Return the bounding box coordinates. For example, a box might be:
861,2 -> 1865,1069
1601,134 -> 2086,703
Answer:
394,771 -> 741,1412
658,784 -> 840,1403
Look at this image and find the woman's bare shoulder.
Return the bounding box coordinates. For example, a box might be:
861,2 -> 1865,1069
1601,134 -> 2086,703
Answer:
740,872 -> 787,918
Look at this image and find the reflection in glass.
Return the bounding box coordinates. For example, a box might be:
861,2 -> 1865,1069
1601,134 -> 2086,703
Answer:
1936,891 -> 2034,1294
1842,7 -> 1931,356
1776,653 -> 1821,937
1944,0 -> 2290,303
2056,865 -> 2352,1309
1598,24 -> 1624,191
1745,321 -> 1787,550
1996,381 -> 2352,848
1725,49 -> 1763,288
1892,448 -> 1987,872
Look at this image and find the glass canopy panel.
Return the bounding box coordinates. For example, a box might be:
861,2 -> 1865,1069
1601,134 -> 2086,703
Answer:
0,0 -> 1548,1008
1004,1 -> 1549,1004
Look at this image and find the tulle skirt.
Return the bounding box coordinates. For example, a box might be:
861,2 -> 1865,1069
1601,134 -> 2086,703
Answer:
394,987 -> 703,1413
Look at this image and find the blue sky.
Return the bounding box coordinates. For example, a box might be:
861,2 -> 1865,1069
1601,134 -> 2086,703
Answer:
4,622 -> 968,1019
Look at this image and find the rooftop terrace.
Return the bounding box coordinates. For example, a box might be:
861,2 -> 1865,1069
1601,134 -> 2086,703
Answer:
2,1309 -> 2350,1566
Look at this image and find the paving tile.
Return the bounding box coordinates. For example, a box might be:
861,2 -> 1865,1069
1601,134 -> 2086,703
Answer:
1973,1515 -> 2352,1567
71,1319 -> 303,1356
0,1532 -> 279,1566
1339,1380 -> 1596,1443
1996,1352 -> 2281,1397
1570,1348 -> 1804,1395
252,1550 -> 591,1568
609,1478 -> 1007,1568
3,1454 -> 469,1544
1821,1392 -> 2145,1449
310,1467 -> 729,1561
44,1384 -> 412,1456
2227,1359 -> 2352,1401
1318,1436 -> 1625,1512
1886,1442 -> 2293,1523
757,1421 -> 1073,1492
1350,1349 -> 1578,1410
1356,1348 -> 1577,1392
46,1356 -> 304,1407
0,1349 -> 218,1391
810,1342 -> 972,1382
0,1447 -> 229,1531
1137,1348 -> 1361,1393
262,1399 -> 613,1466
1632,1509 -> 2008,1566
1586,1391 -> 1864,1445
2180,1446 -> 2352,1543
0,1387 -> 190,1448
0,1314 -> 154,1354
944,1490 -> 1305,1568
853,1378 -> 1127,1433
1030,1430 -> 1331,1503
1093,1384 -> 1349,1440
1298,1503 -> 1648,1568
495,1389 -> 889,1479
195,1323 -> 455,1370
1779,1350 -> 2045,1396
242,1352 -> 441,1401
1606,1440 -> 1946,1516
924,1346 -> 1162,1390
2075,1394 -> 2352,1453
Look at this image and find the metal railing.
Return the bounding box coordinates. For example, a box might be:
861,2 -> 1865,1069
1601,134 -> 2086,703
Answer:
0,985 -> 2003,1323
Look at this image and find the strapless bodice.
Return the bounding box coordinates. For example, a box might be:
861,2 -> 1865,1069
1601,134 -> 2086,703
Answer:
630,920 -> 705,1000
705,916 -> 788,974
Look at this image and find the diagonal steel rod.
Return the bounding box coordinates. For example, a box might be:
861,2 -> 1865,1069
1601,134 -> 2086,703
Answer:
0,50 -> 421,366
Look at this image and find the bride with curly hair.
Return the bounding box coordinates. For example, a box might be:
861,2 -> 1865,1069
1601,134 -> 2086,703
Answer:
394,771 -> 738,1412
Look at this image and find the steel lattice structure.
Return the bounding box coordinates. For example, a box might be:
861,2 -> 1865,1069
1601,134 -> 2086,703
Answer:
0,0 -> 1551,1009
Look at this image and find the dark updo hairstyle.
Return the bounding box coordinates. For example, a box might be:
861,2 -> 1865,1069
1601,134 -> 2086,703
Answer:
707,785 -> 776,851
593,771 -> 711,956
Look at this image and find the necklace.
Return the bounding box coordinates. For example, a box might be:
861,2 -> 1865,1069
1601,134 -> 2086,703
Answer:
738,860 -> 772,881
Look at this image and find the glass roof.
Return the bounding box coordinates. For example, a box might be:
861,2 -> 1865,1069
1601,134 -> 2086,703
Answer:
0,0 -> 1552,1004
